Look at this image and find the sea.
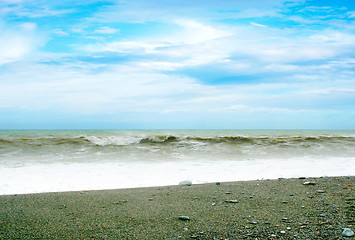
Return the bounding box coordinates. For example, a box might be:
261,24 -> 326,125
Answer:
0,129 -> 354,195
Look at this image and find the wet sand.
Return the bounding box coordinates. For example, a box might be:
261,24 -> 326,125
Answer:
0,176 -> 354,239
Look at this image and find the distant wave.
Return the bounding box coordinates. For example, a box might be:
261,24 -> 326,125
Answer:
1,134 -> 354,147
0,136 -> 91,146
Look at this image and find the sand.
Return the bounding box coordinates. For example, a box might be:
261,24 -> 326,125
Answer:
0,176 -> 354,239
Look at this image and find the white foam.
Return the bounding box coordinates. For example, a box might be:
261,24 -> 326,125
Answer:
85,135 -> 142,146
0,157 -> 354,195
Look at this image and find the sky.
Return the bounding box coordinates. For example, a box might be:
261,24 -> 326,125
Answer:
0,0 -> 354,129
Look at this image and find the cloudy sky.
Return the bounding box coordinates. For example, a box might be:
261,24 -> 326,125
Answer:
0,0 -> 354,129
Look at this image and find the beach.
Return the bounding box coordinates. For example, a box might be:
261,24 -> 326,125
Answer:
1,176 -> 354,239
1,0 -> 354,238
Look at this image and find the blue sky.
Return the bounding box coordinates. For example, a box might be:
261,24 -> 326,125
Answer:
0,0 -> 354,129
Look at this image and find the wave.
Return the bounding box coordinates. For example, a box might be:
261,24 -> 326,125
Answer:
0,134 -> 354,147
0,136 -> 91,146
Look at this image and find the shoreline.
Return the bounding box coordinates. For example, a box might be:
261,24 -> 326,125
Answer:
1,174 -> 355,196
1,176 -> 354,239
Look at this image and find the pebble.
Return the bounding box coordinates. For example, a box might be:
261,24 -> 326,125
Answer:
179,180 -> 192,186
250,221 -> 258,224
178,216 -> 191,221
342,228 -> 354,237
303,181 -> 316,185
113,200 -> 128,205
316,190 -> 325,193
225,200 -> 239,203
280,230 -> 286,234
270,234 -> 277,237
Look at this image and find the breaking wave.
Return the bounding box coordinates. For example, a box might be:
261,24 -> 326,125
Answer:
0,133 -> 354,148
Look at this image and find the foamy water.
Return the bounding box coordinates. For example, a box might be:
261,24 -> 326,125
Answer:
0,130 -> 354,195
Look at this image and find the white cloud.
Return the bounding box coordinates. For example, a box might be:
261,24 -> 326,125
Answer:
0,54 -> 352,123
88,41 -> 166,54
235,30 -> 355,63
0,63 -> 202,113
173,19 -> 232,44
92,0 -> 305,23
0,1 -> 74,18
0,0 -> 353,129
300,88 -> 355,95
87,19 -> 232,52
0,37 -> 30,64
81,19 -> 235,70
300,6 -> 334,13
212,104 -> 312,114
21,7 -> 74,18
77,16 -> 355,79
95,26 -> 119,34
20,22 -> 37,31
250,22 -> 267,27
327,59 -> 355,69
52,28 -> 69,36
264,64 -> 300,72
0,0 -> 23,3
252,46 -> 335,62
0,23 -> 40,65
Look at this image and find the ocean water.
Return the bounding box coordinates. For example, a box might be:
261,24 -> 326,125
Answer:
0,129 -> 354,195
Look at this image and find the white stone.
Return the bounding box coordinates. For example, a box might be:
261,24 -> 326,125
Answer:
179,180 -> 192,186
342,228 -> 354,237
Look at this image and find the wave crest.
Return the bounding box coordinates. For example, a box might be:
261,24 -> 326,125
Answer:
0,134 -> 353,148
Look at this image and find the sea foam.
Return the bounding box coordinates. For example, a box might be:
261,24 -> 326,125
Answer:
0,129 -> 354,195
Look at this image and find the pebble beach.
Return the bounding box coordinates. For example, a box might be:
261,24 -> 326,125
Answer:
0,176 -> 354,239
